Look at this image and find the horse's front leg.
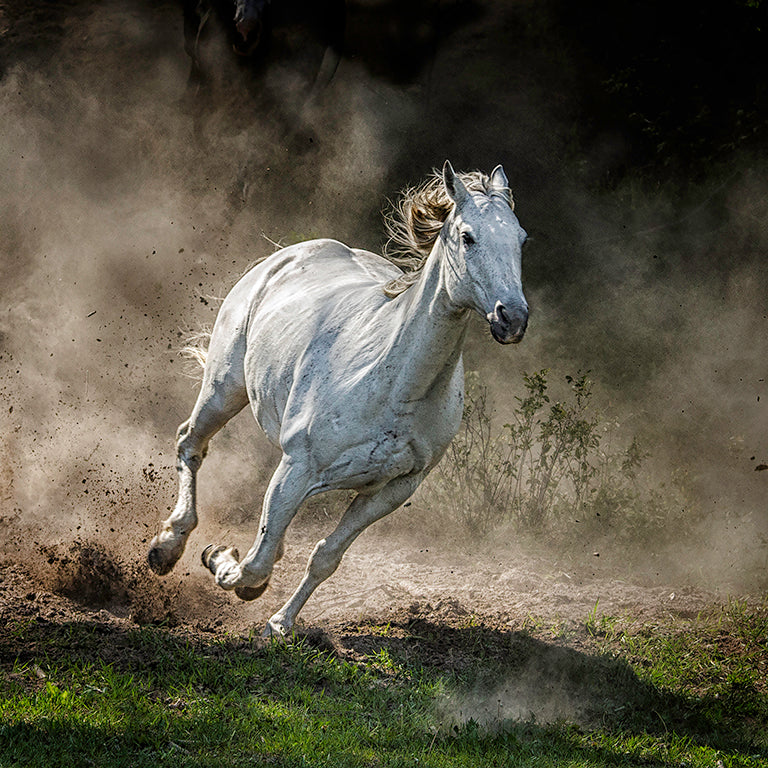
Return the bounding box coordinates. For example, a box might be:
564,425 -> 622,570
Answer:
264,472 -> 424,638
201,455 -> 311,600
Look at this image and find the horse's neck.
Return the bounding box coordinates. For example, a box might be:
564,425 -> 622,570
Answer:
386,241 -> 469,402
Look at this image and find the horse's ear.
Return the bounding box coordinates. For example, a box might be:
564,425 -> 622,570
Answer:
442,160 -> 469,207
490,165 -> 512,204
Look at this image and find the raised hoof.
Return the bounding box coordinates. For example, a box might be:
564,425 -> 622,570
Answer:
234,582 -> 269,601
200,543 -> 217,569
147,545 -> 175,576
201,544 -> 239,573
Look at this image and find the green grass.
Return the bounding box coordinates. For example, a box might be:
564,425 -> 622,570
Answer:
1,602 -> 766,767
587,599 -> 768,745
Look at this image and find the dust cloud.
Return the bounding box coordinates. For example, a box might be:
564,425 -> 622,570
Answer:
0,0 -> 766,637
0,0 -> 401,570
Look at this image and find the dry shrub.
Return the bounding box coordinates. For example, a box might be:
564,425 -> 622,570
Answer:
425,370 -> 695,546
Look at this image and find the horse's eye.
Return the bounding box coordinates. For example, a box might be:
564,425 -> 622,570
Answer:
461,231 -> 475,247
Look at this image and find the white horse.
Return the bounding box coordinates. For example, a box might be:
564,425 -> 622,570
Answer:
147,162 -> 529,637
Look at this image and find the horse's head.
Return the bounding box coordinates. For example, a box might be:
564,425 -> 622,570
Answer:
233,0 -> 270,53
441,161 -> 528,344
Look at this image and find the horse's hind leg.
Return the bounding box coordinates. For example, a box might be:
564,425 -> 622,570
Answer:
147,341 -> 249,575
264,472 -> 423,638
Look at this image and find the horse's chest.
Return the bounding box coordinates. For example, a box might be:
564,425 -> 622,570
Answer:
309,410 -> 423,490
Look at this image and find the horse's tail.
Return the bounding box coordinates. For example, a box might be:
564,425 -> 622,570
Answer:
180,327 -> 211,376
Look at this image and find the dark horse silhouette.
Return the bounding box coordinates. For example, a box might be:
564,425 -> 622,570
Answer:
182,0 -> 346,124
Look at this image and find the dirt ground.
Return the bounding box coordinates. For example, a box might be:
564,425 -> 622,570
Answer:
1,0 -> 765,684
0,522 -> 719,640
0,525 -> 728,729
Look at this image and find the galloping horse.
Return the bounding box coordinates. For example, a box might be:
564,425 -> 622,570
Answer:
147,162 -> 529,637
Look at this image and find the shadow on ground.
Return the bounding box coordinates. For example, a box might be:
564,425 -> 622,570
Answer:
1,593 -> 764,763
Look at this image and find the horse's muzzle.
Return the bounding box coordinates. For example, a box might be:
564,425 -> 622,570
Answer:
489,301 -> 528,344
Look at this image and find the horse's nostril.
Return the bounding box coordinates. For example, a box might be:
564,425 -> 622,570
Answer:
495,301 -> 528,340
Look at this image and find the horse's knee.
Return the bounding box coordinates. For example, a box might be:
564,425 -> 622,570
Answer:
175,421 -> 207,471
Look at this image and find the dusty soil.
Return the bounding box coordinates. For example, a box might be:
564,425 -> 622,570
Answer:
0,524 -> 718,638
0,528 -> 729,729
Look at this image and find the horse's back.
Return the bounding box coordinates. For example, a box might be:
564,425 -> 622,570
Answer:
222,239 -> 400,443
274,238 -> 399,291
235,238 -> 395,302
215,239 -> 395,339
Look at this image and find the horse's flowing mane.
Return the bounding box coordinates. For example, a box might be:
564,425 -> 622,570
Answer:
381,169 -> 514,298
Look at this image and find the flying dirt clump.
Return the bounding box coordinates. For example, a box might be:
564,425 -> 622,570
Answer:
43,540 -> 176,625
47,541 -> 130,608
